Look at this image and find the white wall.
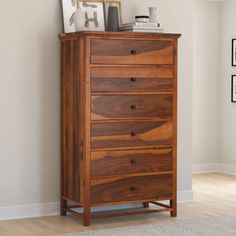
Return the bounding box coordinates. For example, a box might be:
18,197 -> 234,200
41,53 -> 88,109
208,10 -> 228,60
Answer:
192,0 -> 236,175
0,0 -> 194,220
121,0 -> 194,196
193,0 -> 221,165
220,0 -> 236,166
0,0 -> 62,218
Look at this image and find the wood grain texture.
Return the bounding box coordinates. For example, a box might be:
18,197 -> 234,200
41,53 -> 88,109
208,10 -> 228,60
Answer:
91,67 -> 173,93
91,39 -> 174,65
59,31 -> 181,41
91,95 -> 173,120
91,149 -> 173,177
61,40 -> 81,202
171,39 -> 178,217
91,174 -> 173,204
83,37 -> 92,226
60,32 -> 180,225
91,121 -> 173,149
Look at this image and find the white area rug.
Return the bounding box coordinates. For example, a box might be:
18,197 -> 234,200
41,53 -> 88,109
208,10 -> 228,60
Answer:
58,217 -> 236,236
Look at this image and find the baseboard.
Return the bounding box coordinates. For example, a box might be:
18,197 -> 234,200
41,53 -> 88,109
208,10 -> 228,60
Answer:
220,164 -> 236,176
0,202 -> 59,221
0,190 -> 193,221
192,163 -> 221,174
193,163 -> 236,176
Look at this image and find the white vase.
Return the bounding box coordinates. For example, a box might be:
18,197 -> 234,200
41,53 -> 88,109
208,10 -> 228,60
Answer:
149,7 -> 159,24
74,8 -> 85,31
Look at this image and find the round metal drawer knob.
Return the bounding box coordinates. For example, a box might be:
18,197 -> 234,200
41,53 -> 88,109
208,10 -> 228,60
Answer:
131,132 -> 136,137
130,77 -> 137,82
131,49 -> 137,55
130,186 -> 137,192
131,105 -> 136,110
131,159 -> 136,164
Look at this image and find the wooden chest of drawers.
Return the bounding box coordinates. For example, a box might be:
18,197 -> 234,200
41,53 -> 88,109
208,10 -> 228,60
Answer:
60,32 -> 181,226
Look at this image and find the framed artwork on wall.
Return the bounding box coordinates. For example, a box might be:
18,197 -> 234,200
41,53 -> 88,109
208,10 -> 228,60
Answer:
77,0 -> 105,31
62,0 -> 105,33
232,75 -> 236,103
232,39 -> 236,66
62,0 -> 78,33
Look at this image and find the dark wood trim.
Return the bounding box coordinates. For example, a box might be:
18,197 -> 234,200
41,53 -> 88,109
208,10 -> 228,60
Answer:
60,41 -> 65,216
59,31 -> 181,41
92,208 -> 172,219
64,208 -> 83,218
143,202 -> 150,208
171,39 -> 178,218
82,36 -> 92,226
150,201 -> 170,208
63,200 -> 172,221
232,75 -> 236,103
232,39 -> 236,66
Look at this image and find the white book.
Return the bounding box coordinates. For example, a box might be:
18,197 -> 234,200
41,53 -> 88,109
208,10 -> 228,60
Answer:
120,27 -> 163,32
133,25 -> 163,30
135,22 -> 161,27
120,22 -> 162,30
132,29 -> 163,33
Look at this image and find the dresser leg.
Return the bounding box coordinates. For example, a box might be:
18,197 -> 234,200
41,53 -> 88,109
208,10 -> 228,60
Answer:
170,200 -> 177,217
143,202 -> 149,208
83,206 -> 91,226
61,199 -> 67,216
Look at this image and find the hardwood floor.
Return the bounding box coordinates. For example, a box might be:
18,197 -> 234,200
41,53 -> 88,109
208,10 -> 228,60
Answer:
0,173 -> 235,236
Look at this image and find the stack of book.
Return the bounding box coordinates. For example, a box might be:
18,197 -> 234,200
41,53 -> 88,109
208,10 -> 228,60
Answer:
120,22 -> 163,33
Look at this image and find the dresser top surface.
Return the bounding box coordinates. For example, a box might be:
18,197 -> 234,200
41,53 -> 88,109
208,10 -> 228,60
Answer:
59,31 -> 181,41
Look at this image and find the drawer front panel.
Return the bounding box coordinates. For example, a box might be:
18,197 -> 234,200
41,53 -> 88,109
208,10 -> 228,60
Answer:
91,121 -> 173,149
91,149 -> 173,177
91,67 -> 174,93
91,95 -> 173,120
91,39 -> 174,65
91,174 -> 173,204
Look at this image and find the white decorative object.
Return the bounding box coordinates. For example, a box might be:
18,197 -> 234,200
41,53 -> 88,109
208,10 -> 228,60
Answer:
70,8 -> 85,32
149,7 -> 159,24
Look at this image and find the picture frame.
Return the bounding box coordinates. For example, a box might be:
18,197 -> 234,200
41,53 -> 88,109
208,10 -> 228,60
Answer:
61,0 -> 106,33
232,39 -> 236,66
232,75 -> 236,103
104,0 -> 122,28
77,0 -> 106,32
62,0 -> 78,33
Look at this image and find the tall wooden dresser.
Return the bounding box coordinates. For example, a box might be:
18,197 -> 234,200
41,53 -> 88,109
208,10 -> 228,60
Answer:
59,32 -> 181,226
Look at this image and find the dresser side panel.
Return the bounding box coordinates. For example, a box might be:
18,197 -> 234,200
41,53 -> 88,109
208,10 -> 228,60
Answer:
61,39 -> 82,202
171,39 -> 178,215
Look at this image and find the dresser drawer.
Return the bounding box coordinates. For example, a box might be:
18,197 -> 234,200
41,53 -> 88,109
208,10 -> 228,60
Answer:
91,95 -> 173,120
91,174 -> 173,204
91,39 -> 174,65
91,121 -> 173,149
91,67 -> 174,93
91,149 -> 173,177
